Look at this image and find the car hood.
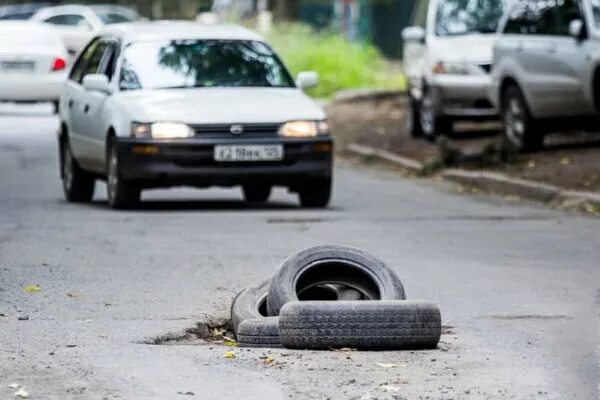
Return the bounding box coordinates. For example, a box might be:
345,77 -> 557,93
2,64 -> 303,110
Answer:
118,88 -> 326,124
429,34 -> 497,65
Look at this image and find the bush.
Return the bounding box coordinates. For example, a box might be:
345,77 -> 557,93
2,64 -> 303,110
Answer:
267,23 -> 406,98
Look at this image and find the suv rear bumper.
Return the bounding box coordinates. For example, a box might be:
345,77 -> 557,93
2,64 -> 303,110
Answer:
429,75 -> 497,120
116,137 -> 333,189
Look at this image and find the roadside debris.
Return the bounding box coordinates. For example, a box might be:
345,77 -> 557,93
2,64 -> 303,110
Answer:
223,350 -> 236,359
231,245 -> 442,350
14,388 -> 29,398
8,383 -> 20,389
23,285 -> 41,293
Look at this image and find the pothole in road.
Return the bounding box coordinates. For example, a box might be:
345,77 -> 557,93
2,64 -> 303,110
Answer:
143,317 -> 235,346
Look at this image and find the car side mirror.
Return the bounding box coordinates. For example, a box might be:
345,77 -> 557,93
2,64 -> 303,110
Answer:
82,74 -> 110,94
402,26 -> 426,43
296,71 -> 319,90
569,19 -> 584,39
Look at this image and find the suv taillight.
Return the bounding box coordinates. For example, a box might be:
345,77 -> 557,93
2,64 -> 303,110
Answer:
51,57 -> 67,72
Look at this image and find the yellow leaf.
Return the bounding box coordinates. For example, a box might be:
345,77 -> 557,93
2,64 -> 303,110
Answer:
223,351 -> 236,359
560,157 -> 571,166
261,355 -> 275,365
24,285 -> 41,293
223,337 -> 238,347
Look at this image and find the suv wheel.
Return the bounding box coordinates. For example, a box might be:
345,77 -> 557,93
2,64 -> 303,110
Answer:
243,184 -> 272,203
501,85 -> 543,152
420,87 -> 452,141
298,177 -> 331,208
61,137 -> 95,202
107,139 -> 140,209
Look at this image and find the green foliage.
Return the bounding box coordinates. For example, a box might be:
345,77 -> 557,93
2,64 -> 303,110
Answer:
267,23 -> 406,98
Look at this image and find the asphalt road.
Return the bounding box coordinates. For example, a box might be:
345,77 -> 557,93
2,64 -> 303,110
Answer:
0,105 -> 598,400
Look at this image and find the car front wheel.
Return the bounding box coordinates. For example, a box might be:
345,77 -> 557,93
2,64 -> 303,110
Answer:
501,85 -> 543,152
420,87 -> 452,141
107,139 -> 140,209
61,137 -> 95,203
298,177 -> 331,208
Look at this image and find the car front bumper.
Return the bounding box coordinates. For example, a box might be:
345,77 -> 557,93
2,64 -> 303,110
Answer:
429,74 -> 497,120
116,136 -> 333,189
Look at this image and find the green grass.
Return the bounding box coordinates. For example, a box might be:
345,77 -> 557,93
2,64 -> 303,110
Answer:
267,23 -> 406,98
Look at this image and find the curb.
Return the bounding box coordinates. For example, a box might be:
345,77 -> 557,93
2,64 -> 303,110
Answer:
346,143 -> 424,174
346,142 -> 600,212
333,89 -> 406,104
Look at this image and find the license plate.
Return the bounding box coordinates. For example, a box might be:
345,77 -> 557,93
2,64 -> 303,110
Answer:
214,144 -> 284,162
1,60 -> 35,72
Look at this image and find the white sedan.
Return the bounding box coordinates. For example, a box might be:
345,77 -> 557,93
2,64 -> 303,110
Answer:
58,22 -> 333,209
0,21 -> 69,112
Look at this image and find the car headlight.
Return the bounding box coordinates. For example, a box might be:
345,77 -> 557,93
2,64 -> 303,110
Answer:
432,62 -> 472,75
279,120 -> 329,138
131,122 -> 194,139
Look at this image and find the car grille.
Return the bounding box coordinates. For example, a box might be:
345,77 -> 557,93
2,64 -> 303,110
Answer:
190,123 -> 282,138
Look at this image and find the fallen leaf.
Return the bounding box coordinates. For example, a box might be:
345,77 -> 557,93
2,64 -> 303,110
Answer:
14,389 -> 29,398
211,327 -> 225,337
66,292 -> 82,298
222,336 -> 238,347
260,355 -> 275,365
24,285 -> 41,293
526,160 -> 536,169
375,363 -> 398,368
223,350 -> 236,359
8,383 -> 20,389
560,157 -> 571,166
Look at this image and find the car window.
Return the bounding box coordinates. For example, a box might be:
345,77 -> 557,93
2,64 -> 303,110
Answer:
44,14 -> 90,28
412,0 -> 429,28
98,42 -> 119,81
119,39 -> 295,91
70,38 -> 100,83
96,12 -> 134,24
555,0 -> 583,35
0,12 -> 34,20
82,41 -> 110,77
592,0 -> 600,29
435,0 -> 508,36
503,0 -> 557,35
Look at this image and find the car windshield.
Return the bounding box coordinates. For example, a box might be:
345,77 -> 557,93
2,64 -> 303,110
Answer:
435,0 -> 508,36
119,39 -> 295,91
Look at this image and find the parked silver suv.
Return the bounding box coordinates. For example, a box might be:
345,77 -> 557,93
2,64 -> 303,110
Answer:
402,0 -> 509,140
490,0 -> 600,151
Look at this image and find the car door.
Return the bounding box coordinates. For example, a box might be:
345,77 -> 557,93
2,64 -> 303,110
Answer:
80,39 -> 120,173
548,0 -> 593,115
63,38 -> 100,163
68,39 -> 110,168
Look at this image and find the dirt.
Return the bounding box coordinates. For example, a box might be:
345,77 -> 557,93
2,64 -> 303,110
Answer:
327,96 -> 600,193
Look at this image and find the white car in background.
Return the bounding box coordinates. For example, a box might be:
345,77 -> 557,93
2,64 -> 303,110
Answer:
58,22 -> 333,209
402,0 -> 510,140
30,5 -> 140,56
0,21 -> 69,112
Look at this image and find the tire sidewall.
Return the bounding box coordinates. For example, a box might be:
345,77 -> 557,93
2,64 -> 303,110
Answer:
267,245 -> 406,316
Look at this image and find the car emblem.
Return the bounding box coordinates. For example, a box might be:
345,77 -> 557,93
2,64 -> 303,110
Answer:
230,125 -> 244,135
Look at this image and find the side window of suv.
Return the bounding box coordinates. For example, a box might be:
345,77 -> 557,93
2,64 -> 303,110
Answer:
555,0 -> 583,35
504,0 -> 558,35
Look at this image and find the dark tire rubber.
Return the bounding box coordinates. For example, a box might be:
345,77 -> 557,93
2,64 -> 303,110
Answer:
298,177 -> 331,208
236,317 -> 281,348
230,280 -> 269,333
407,94 -> 423,138
60,136 -> 95,203
107,138 -> 141,209
267,245 -> 406,316
501,85 -> 544,152
279,300 -> 441,350
242,184 -> 272,203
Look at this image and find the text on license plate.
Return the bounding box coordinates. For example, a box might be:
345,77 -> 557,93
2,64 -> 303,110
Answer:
0,61 -> 35,72
214,145 -> 284,162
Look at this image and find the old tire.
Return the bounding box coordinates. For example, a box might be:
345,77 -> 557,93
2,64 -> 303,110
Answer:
236,317 -> 281,348
279,300 -> 441,350
267,245 -> 406,316
61,136 -> 95,203
231,280 -> 269,333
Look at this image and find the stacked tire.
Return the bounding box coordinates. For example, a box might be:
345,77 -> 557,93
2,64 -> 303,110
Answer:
230,245 -> 442,350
